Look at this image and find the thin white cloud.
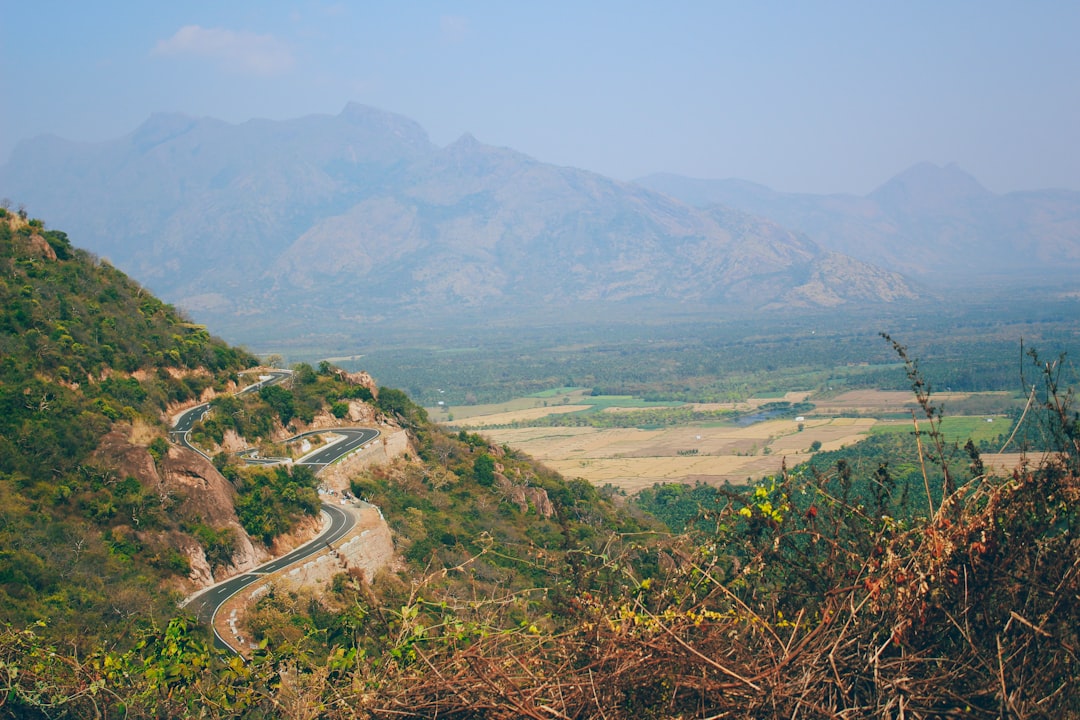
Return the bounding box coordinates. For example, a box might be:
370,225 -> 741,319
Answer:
153,25 -> 294,75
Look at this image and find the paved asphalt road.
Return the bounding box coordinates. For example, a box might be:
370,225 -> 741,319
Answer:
169,370 -> 292,451
295,428 -> 381,468
186,503 -> 356,648
171,369 -> 382,652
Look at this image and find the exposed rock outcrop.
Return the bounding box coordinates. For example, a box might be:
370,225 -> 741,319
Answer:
316,427 -> 413,493
26,231 -> 57,260
494,469 -> 555,517
340,369 -> 377,395
92,427 -> 261,587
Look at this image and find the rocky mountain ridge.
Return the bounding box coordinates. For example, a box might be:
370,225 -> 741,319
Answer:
1,104 -> 918,342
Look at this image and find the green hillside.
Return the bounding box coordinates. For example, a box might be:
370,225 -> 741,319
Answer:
0,209 -> 257,644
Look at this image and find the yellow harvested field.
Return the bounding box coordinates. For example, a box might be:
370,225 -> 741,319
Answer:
811,389 -> 979,415
980,453 -> 1040,476
480,417 -> 876,492
449,405 -> 593,427
811,390 -> 916,414
767,418 -> 875,454
442,388 -> 1020,494
543,456 -> 786,494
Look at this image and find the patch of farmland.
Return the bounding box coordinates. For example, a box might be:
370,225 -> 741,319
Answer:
481,418 -> 877,492
448,405 -> 593,427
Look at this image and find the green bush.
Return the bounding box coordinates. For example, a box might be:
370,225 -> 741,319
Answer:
474,454 -> 496,487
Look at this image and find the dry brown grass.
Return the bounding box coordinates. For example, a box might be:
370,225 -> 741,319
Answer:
128,417 -> 160,446
354,450 -> 1080,719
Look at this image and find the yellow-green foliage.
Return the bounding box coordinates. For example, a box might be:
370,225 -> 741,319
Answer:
0,216 -> 255,647
2,447 -> 1077,718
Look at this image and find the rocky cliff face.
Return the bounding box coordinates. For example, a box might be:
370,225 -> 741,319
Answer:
94,419 -> 405,592
316,427 -> 413,494
92,428 -> 261,588
493,463 -> 555,518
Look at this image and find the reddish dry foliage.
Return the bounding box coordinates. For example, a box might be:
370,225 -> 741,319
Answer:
362,459 -> 1079,719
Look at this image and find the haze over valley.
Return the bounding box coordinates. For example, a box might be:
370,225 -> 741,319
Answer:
2,103 -> 927,344
4,103 -> 1079,352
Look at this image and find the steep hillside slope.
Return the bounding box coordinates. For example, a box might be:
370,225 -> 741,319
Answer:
0,209 -> 262,645
0,105 -> 916,342
0,211 -> 661,661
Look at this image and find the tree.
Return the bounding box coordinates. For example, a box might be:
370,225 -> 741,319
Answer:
258,384 -> 295,425
474,454 -> 496,487
293,362 -> 317,385
376,387 -> 428,427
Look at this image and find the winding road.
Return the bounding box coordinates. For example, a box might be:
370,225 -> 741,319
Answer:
173,369 -> 381,652
185,503 -> 356,647
169,370 -> 293,456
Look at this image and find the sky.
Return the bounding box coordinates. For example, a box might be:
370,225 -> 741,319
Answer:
2,1 -> 1078,195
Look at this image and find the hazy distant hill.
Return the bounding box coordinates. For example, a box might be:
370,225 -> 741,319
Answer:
0,104 -> 917,340
635,164 -> 1080,281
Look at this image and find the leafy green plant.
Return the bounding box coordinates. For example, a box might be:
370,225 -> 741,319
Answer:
231,465 -> 319,544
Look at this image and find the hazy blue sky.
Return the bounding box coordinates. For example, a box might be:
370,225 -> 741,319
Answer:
2,1 -> 1078,194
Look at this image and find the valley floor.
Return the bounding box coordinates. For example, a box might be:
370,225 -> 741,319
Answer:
437,389 -> 1020,490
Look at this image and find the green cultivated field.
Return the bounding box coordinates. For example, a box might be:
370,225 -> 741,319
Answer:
576,395 -> 685,410
869,415 -> 1009,445
529,386 -> 586,398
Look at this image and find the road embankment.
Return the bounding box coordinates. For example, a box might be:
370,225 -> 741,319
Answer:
315,427 -> 412,491
212,501 -> 395,655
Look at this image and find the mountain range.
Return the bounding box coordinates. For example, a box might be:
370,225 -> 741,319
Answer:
7,103 -> 1071,342
635,164 -> 1080,282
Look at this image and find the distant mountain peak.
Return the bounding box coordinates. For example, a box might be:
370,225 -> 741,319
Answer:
0,103 -> 928,332
869,162 -> 992,211
451,132 -> 481,148
338,102 -> 430,146
441,132 -> 536,171
130,112 -> 202,151
339,101 -> 388,122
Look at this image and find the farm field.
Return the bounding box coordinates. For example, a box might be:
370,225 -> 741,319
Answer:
430,388 -> 688,426
431,388 -> 1025,492
480,417 -> 875,492
429,388 -> 594,422
870,414 -> 1010,446
440,404 -> 594,427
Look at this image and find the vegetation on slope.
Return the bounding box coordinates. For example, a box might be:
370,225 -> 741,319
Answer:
0,210 -> 657,658
1,209 -> 1077,717
1,345 -> 1077,717
0,210 -> 259,647
236,433 -> 657,666
191,361 -> 374,450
